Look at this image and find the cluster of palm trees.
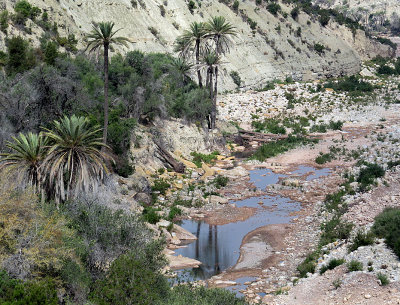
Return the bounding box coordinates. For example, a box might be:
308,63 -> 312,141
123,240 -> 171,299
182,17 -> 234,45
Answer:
0,116 -> 110,204
174,16 -> 237,129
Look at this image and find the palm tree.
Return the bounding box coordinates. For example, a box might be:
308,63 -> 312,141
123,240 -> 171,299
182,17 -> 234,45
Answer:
86,22 -> 131,145
204,16 -> 236,129
202,50 -> 221,129
205,16 -> 237,56
175,22 -> 206,87
0,132 -> 48,191
41,115 -> 110,203
170,57 -> 193,85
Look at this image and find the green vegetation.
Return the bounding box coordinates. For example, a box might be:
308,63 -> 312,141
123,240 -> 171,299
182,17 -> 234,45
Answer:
315,152 -> 333,165
213,175 -> 229,189
251,118 -> 286,134
297,252 -> 318,277
377,273 -> 389,286
372,207 -> 400,258
251,136 -> 316,162
230,70 -> 241,88
348,229 -> 375,252
347,260 -> 363,272
357,162 -> 385,192
320,258 -> 345,274
325,76 -> 374,96
190,151 -> 219,168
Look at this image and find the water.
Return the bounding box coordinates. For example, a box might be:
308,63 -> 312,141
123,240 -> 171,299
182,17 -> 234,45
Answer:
291,165 -> 330,181
173,166 -> 328,281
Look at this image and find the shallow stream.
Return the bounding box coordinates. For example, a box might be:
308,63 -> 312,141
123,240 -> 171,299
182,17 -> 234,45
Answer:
174,166 -> 329,281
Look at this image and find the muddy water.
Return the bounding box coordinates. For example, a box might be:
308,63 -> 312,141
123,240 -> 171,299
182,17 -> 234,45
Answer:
174,167 -> 329,281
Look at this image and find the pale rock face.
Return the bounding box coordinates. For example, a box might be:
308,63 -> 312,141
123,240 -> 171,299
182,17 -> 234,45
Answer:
0,0 -> 393,90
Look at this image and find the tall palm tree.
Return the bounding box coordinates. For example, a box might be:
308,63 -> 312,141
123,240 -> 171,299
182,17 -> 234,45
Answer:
86,22 -> 131,145
0,132 -> 48,191
204,16 -> 236,129
175,22 -> 206,87
41,115 -> 110,203
202,50 -> 221,129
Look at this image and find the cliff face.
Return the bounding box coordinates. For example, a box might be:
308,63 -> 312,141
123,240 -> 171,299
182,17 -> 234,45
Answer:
0,0 -> 394,89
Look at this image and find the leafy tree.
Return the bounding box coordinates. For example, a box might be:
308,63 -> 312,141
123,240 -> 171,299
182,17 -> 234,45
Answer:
86,22 -> 131,145
44,41 -> 58,65
41,115 -> 110,203
0,132 -> 47,191
6,36 -> 36,75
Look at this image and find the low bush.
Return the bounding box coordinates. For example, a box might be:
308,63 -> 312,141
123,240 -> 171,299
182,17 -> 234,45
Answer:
267,3 -> 281,15
320,258 -> 345,274
142,206 -> 161,224
315,152 -> 332,164
251,118 -> 286,134
252,136 -> 316,161
168,206 -> 182,221
357,162 -> 385,191
297,251 -> 319,277
320,216 -> 353,246
377,272 -> 389,286
152,178 -> 171,195
160,283 -> 248,305
190,151 -> 219,168
347,260 -> 363,272
348,229 -> 375,252
324,76 -> 374,96
230,71 -> 241,88
0,271 -> 58,305
213,175 -> 229,189
372,207 -> 400,258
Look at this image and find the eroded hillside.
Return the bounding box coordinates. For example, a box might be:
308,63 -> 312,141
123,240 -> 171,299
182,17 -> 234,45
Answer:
0,0 -> 394,89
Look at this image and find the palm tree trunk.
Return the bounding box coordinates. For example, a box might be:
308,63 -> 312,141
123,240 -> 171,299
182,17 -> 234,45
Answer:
103,43 -> 109,145
211,66 -> 218,129
208,66 -> 214,129
196,39 -> 202,88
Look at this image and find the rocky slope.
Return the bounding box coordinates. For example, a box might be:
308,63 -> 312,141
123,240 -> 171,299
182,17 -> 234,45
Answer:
0,0 -> 394,90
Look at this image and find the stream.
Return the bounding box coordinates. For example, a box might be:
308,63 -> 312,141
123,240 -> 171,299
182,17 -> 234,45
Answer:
174,166 -> 330,282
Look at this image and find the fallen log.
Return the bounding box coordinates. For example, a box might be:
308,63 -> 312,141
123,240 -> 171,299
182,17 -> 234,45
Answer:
155,142 -> 186,173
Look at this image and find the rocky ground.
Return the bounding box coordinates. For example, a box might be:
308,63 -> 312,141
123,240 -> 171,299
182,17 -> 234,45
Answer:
110,62 -> 400,304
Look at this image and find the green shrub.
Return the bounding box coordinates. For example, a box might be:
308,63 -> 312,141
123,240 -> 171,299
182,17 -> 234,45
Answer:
291,7 -> 300,20
168,206 -> 182,221
6,36 -> 36,75
347,260 -> 363,272
230,71 -> 241,88
91,242 -> 169,305
142,206 -> 161,224
377,65 -> 396,75
376,37 -> 397,50
372,207 -> 400,258
314,43 -> 325,54
43,41 -> 58,65
324,76 -> 374,95
0,270 -> 58,304
315,152 -> 332,164
320,216 -> 353,246
377,272 -> 389,286
0,10 -> 8,33
213,175 -> 229,189
190,151 -> 219,168
251,118 -> 286,134
233,0 -> 239,12
161,284 -> 248,305
320,258 -> 345,274
14,0 -> 41,23
348,229 -> 375,252
297,251 -> 319,277
251,136 -> 315,161
188,0 -> 196,13
357,162 -> 385,191
267,3 -> 281,15
152,178 -> 171,196
328,120 -> 343,130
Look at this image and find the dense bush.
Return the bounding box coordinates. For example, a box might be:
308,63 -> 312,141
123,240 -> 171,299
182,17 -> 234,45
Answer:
230,71 -> 241,88
13,0 -> 41,25
324,76 -> 374,95
5,36 -> 36,75
319,258 -> 345,274
357,162 -> 385,191
0,271 -> 58,305
320,216 -> 353,246
348,229 -> 375,252
252,118 -> 286,134
160,284 -> 248,305
91,241 -> 169,305
347,260 -> 363,272
372,207 -> 400,258
267,3 -> 281,15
